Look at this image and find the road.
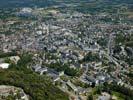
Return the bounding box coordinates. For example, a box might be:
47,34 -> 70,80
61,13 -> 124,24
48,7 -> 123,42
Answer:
80,63 -> 90,84
107,33 -> 122,68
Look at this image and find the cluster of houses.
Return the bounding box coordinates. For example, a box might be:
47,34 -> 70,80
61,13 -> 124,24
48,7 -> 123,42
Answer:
32,64 -> 64,82
64,80 -> 88,95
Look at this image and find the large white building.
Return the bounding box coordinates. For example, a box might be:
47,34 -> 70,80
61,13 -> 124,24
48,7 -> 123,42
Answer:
0,63 -> 9,69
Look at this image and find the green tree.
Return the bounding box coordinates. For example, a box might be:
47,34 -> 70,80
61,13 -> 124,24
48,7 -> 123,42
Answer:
88,94 -> 93,100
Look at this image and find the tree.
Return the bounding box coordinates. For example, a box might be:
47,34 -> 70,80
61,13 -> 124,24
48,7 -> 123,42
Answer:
88,94 -> 93,100
96,87 -> 101,94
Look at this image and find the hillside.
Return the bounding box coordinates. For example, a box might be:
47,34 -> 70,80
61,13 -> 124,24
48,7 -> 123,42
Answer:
0,69 -> 68,100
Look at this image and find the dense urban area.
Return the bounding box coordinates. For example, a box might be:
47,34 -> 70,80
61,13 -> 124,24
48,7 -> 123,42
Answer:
0,0 -> 133,100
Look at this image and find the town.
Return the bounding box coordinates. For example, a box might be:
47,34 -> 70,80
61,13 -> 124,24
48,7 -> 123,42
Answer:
0,1 -> 133,100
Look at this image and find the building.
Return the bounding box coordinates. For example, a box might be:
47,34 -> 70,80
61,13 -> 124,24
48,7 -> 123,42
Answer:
36,68 -> 48,75
32,64 -> 41,72
10,56 -> 20,64
67,80 -> 78,93
0,63 -> 9,69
